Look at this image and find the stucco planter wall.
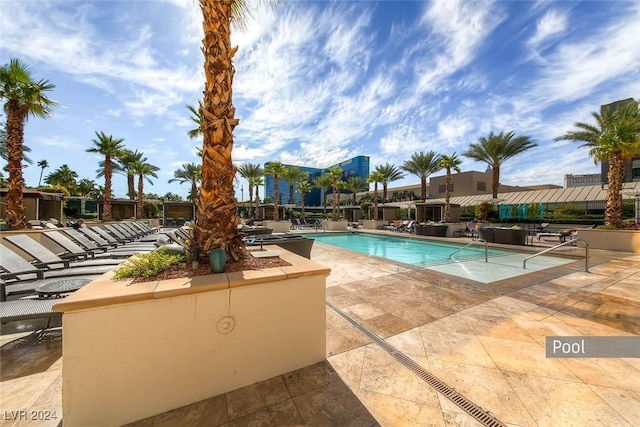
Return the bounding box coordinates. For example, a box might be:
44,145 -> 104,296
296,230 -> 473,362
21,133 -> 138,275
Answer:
578,228 -> 640,252
263,220 -> 292,233
362,219 -> 387,230
54,248 -> 329,426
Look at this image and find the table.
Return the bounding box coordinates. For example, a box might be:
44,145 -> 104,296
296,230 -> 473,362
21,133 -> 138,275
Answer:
35,279 -> 92,299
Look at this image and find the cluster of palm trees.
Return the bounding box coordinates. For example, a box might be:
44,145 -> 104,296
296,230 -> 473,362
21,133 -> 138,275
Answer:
85,131 -> 159,222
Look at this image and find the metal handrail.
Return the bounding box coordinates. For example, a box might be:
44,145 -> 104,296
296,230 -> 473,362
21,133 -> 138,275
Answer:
448,239 -> 488,262
523,238 -> 589,272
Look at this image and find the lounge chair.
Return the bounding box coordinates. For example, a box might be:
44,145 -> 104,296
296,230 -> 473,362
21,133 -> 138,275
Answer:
42,230 -> 94,259
103,224 -> 135,242
90,226 -> 129,245
3,235 -> 71,269
61,229 -> 110,253
1,297 -> 63,332
0,245 -> 45,282
76,227 -> 119,248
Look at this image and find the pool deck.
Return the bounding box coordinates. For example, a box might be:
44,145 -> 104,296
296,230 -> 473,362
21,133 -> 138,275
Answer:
1,232 -> 639,426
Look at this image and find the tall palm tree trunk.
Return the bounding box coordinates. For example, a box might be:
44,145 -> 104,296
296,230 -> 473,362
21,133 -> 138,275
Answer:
443,170 -> 452,222
606,155 -> 624,227
254,184 -> 260,217
492,166 -> 500,198
196,0 -> 244,261
103,159 -> 113,222
5,105 -> 27,230
137,175 -> 144,219
128,174 -> 135,200
373,183 -> 379,220
273,180 -> 280,220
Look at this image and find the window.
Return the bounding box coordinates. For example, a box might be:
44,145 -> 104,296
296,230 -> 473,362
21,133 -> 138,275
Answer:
438,184 -> 453,193
633,168 -> 640,178
477,182 -> 487,191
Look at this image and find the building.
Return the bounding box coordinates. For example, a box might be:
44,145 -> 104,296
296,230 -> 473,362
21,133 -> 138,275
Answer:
264,156 -> 370,206
564,174 -> 602,188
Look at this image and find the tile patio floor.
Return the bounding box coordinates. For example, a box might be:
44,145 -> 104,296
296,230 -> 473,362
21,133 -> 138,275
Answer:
1,236 -> 639,426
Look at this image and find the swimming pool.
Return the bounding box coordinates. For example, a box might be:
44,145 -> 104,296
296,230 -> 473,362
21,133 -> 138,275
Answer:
308,232 -> 510,266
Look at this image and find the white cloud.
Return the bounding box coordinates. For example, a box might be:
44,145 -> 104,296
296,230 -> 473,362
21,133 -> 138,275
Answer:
527,9 -> 568,52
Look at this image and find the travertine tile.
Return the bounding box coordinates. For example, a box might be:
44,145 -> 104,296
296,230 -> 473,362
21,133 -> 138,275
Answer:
359,346 -> 440,407
228,399 -> 303,427
428,359 -> 535,427
357,389 -> 445,427
283,361 -> 340,397
504,371 -> 632,426
293,379 -> 377,426
226,376 -> 290,419
589,385 -> 640,425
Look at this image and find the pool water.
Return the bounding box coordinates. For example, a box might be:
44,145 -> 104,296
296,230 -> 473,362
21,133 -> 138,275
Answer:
308,232 -> 510,266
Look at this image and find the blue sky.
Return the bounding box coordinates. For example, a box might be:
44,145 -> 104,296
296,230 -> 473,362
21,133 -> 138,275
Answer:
1,0 -> 639,201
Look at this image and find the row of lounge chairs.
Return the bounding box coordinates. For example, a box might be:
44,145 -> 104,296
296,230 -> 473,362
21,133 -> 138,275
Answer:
1,221 -> 164,333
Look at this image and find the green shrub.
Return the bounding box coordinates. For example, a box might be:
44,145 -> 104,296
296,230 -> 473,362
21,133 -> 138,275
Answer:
113,248 -> 185,280
143,202 -> 160,218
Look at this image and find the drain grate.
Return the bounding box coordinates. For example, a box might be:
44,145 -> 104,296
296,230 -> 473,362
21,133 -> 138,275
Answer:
327,302 -> 506,427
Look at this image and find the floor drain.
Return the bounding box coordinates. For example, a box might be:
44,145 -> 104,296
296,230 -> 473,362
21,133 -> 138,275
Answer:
327,302 -> 506,427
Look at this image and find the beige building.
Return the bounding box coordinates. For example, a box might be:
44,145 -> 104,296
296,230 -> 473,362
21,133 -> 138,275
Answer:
356,170 -> 560,201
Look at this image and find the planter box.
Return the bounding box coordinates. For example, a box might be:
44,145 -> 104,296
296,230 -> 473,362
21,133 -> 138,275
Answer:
361,219 -> 387,230
578,228 -> 640,252
263,220 -> 292,233
54,248 -> 329,426
324,220 -> 349,231
415,224 -> 448,237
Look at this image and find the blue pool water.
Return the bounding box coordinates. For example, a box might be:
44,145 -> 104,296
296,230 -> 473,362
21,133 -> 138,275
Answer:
308,233 -> 510,266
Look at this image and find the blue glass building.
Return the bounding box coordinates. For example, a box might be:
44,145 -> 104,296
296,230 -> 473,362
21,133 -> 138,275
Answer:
264,156 -> 370,206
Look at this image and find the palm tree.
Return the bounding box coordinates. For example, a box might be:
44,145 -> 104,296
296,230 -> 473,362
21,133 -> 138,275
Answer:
401,151 -> 441,201
555,100 -> 640,227
44,164 -> 78,193
296,179 -> 312,217
76,179 -> 96,197
314,174 -> 333,215
115,150 -> 144,200
374,163 -> 405,203
186,101 -> 204,140
263,161 -> 286,220
326,167 -> 344,221
463,131 -> 537,199
281,166 -> 308,204
0,58 -> 56,229
366,171 -> 385,220
196,0 -> 278,261
37,159 -> 48,186
439,153 -> 462,223
86,131 -> 126,222
253,176 -> 264,217
344,176 -> 366,206
237,163 -> 263,216
169,163 -> 202,205
132,160 -> 160,219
